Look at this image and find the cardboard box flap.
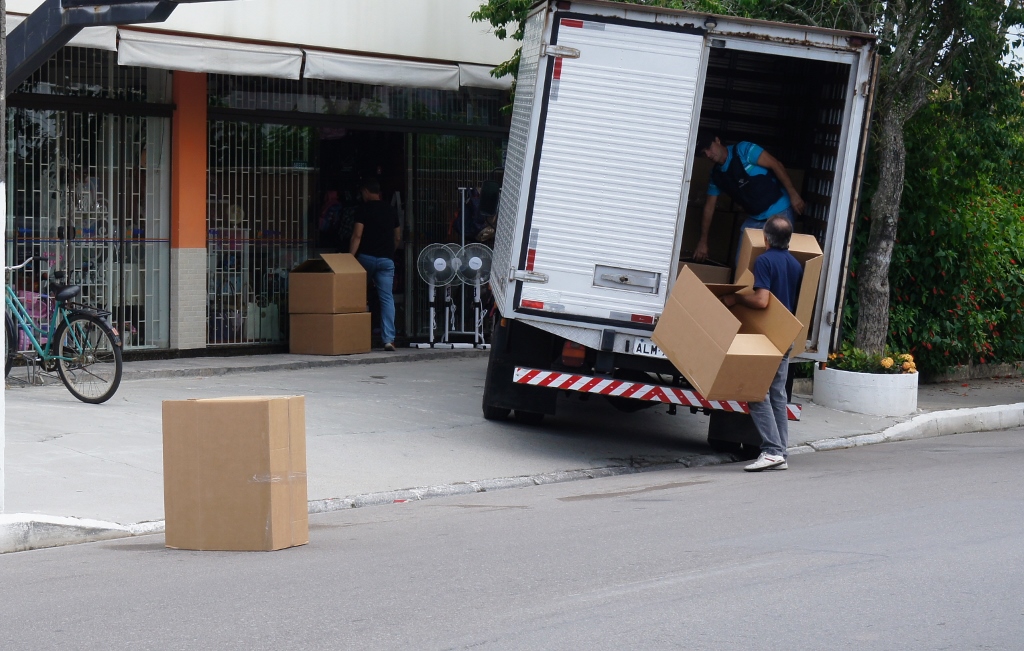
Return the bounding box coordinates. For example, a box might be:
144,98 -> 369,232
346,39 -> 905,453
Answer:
654,298 -> 729,395
290,253 -> 364,275
663,267 -> 740,351
677,260 -> 733,285
318,253 -> 365,275
726,333 -> 782,357
704,282 -> 751,297
732,293 -> 803,353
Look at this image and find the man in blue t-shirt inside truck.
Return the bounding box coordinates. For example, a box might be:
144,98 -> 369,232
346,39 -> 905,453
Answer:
692,131 -> 806,265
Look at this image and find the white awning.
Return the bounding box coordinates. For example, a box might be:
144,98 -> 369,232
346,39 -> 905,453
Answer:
6,14 -> 118,52
117,30 -> 304,79
303,50 -> 459,91
458,63 -> 512,90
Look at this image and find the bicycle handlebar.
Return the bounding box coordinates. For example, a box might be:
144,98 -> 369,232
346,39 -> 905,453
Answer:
5,257 -> 34,272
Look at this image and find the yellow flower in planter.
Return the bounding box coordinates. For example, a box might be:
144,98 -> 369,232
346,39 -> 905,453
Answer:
899,353 -> 914,363
881,357 -> 894,369
902,361 -> 914,371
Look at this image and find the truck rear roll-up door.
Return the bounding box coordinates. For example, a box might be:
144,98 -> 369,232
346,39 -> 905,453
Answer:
514,14 -> 705,327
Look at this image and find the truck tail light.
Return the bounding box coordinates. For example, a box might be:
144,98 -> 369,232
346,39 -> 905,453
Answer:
560,341 -> 586,368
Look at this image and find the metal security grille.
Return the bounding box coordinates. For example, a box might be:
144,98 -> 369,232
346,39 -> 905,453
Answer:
410,134 -> 505,338
7,109 -> 172,350
14,45 -> 157,101
207,121 -> 313,345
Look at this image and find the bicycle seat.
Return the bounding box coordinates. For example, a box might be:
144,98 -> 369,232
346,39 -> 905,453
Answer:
49,282 -> 82,302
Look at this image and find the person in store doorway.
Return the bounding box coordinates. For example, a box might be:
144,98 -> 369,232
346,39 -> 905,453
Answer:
719,215 -> 803,471
350,178 -> 402,351
692,131 -> 806,264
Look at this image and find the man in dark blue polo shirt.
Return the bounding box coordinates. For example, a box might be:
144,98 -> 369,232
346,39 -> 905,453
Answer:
720,215 -> 803,471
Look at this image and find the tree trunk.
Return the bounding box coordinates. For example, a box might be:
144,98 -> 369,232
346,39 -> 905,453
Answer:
854,107 -> 907,353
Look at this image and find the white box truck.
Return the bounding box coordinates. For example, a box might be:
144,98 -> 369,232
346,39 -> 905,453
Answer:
482,0 -> 877,448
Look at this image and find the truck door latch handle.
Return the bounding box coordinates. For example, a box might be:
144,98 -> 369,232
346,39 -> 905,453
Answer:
541,44 -> 581,59
512,269 -> 549,283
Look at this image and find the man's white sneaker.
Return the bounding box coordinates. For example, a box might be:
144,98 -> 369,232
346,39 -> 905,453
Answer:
770,461 -> 788,471
744,453 -> 786,472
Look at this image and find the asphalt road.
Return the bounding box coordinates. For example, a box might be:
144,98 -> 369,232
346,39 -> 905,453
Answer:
1,429 -> 1022,650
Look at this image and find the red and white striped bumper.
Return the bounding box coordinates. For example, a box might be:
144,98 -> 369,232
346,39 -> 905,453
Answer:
513,367 -> 802,421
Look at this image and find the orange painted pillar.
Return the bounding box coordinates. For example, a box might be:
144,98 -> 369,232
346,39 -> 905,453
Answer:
172,71 -> 208,250
169,72 -> 209,349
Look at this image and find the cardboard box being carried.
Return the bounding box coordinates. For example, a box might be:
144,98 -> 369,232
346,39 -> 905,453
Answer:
677,260 -> 733,284
289,253 -> 367,314
651,266 -> 802,402
163,395 -> 308,552
290,312 -> 372,356
733,230 -> 823,356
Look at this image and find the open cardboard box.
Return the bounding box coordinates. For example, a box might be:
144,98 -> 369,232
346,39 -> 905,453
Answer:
289,253 -> 367,314
651,266 -> 802,402
733,230 -> 823,356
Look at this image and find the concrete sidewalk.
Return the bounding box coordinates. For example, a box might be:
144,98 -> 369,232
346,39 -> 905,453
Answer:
2,350 -> 1022,553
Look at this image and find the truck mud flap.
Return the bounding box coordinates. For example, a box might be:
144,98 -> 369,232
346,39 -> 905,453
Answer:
513,367 -> 801,421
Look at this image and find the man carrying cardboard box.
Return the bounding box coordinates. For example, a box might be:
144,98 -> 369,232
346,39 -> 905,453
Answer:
720,216 -> 803,471
349,178 -> 402,351
692,132 -> 805,266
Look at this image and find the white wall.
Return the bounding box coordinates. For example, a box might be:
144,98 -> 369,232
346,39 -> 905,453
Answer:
7,0 -> 518,65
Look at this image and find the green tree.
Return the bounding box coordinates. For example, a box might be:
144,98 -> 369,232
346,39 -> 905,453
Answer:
473,0 -> 1024,356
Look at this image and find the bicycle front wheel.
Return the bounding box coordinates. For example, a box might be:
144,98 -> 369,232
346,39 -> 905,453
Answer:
5,314 -> 15,379
53,313 -> 123,404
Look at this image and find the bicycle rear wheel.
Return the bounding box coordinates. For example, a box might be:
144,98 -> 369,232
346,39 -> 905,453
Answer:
4,314 -> 15,378
53,313 -> 123,404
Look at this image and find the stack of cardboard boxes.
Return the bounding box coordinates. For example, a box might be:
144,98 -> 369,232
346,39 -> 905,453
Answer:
287,253 -> 372,355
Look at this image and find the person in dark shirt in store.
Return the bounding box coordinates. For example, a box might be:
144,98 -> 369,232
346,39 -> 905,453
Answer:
720,215 -> 803,471
349,178 -> 402,351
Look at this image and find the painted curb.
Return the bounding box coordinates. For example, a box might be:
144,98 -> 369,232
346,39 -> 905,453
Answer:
0,514 -> 139,554
4,402 -> 1022,554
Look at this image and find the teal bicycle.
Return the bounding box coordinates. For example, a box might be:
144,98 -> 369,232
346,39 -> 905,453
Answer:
5,258 -> 123,403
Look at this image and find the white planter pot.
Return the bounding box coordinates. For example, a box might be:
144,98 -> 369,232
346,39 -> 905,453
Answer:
813,366 -> 918,416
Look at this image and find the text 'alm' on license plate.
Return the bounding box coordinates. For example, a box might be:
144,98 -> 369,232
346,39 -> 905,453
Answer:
632,337 -> 666,358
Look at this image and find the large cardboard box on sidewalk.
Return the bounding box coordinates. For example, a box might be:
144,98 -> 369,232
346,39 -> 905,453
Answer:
289,312 -> 371,355
651,266 -> 802,402
162,395 -> 308,552
733,230 -> 824,356
289,253 -> 367,314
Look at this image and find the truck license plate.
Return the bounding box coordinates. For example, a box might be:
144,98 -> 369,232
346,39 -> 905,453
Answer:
631,337 -> 667,359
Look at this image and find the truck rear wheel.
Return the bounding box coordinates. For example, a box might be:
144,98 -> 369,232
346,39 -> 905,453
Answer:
513,410 -> 545,425
481,316 -> 558,420
483,405 -> 511,421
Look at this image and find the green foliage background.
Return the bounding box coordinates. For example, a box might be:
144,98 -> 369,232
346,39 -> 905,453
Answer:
843,92 -> 1024,374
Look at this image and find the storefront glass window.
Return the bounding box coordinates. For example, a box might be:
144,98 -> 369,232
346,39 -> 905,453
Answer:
6,48 -> 173,352
207,122 -> 312,345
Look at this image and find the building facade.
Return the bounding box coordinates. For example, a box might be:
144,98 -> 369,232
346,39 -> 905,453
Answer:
5,0 -> 515,352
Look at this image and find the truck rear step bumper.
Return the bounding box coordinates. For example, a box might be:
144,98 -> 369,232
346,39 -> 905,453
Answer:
513,367 -> 802,421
